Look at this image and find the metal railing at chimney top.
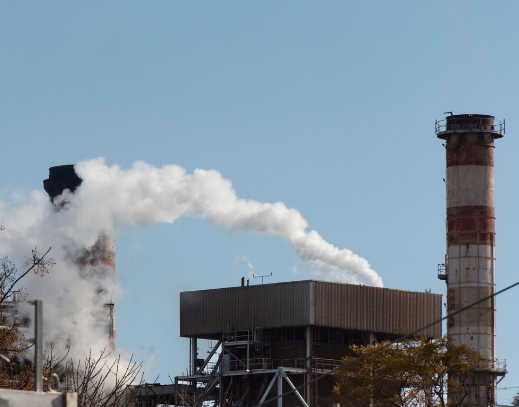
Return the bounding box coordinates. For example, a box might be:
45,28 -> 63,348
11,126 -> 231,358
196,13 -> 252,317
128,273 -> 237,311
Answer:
435,118 -> 505,136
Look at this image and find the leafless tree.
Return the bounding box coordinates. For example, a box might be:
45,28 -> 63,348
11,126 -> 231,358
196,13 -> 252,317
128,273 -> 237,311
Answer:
52,349 -> 142,407
0,227 -> 54,390
0,243 -> 54,305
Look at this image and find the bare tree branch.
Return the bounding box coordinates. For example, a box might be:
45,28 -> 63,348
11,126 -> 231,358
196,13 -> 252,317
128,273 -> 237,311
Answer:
0,246 -> 53,305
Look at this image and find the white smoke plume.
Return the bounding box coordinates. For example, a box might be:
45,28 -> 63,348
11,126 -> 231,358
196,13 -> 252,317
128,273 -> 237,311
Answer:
68,159 -> 382,287
0,158 -> 382,380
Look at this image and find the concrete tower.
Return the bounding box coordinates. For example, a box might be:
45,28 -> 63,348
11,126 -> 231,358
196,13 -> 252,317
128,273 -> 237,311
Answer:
436,114 -> 506,406
43,165 -> 116,349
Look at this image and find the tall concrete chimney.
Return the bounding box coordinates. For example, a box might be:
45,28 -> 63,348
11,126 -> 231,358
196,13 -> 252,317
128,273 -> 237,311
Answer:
436,114 -> 506,406
43,165 -> 116,350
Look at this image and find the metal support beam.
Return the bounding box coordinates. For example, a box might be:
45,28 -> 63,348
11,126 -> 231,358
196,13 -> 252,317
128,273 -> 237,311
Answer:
306,325 -> 312,407
31,300 -> 43,393
259,372 -> 278,405
277,369 -> 283,407
247,341 -> 250,372
175,377 -> 179,407
283,371 -> 309,407
218,342 -> 224,407
196,339 -> 222,376
190,338 -> 197,376
224,347 -> 248,370
258,367 -> 310,407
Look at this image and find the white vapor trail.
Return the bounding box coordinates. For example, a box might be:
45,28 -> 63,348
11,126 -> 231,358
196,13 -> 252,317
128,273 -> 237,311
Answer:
68,159 -> 382,287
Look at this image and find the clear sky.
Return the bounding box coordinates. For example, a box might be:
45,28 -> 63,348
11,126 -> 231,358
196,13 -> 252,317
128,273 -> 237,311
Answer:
2,1 -> 519,404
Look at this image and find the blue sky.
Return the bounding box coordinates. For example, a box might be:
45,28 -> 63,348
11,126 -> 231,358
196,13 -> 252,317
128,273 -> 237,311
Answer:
2,1 -> 519,404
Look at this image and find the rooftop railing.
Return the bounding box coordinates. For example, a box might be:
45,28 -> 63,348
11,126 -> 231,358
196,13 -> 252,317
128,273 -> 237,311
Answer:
222,357 -> 342,373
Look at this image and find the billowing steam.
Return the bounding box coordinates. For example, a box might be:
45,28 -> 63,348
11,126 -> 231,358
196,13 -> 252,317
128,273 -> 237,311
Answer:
0,158 -> 382,378
66,159 -> 382,287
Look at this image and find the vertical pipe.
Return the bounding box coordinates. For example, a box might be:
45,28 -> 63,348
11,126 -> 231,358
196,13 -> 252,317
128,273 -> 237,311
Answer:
247,341 -> 250,371
277,369 -> 283,407
219,359 -> 224,407
306,325 -> 312,407
308,282 -> 315,407
175,376 -> 179,407
108,304 -> 114,351
190,336 -> 198,406
32,300 -> 43,392
190,338 -> 197,376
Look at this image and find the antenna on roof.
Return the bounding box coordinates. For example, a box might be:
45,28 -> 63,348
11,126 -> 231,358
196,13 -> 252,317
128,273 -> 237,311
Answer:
252,272 -> 273,284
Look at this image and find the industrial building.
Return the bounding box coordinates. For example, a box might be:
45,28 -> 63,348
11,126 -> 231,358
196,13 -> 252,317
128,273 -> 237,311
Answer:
170,280 -> 442,407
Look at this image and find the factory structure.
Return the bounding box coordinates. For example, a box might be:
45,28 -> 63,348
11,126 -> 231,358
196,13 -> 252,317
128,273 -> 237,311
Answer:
31,113 -> 508,407
173,281 -> 441,407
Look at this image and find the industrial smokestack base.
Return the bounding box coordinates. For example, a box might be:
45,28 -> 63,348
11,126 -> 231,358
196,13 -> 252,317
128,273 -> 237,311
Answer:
436,114 -> 506,407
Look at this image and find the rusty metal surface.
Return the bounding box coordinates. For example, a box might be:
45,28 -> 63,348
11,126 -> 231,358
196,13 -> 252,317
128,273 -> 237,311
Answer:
447,205 -> 494,218
447,217 -> 494,232
180,281 -> 442,338
447,212 -> 495,245
446,144 -> 494,167
447,233 -> 494,246
446,114 -> 494,127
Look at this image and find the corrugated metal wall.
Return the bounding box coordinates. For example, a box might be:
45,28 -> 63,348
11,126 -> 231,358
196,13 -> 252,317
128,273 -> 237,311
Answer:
180,281 -> 442,338
313,282 -> 441,338
180,281 -> 312,337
